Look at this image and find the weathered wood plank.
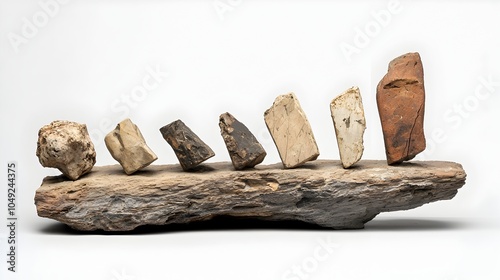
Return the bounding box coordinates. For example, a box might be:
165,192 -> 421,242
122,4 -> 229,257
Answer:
34,160 -> 466,231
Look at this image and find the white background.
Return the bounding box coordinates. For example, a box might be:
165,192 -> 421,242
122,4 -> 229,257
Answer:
1,0 -> 499,279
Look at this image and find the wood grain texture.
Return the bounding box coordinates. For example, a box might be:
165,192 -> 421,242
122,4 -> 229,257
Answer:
35,160 -> 466,231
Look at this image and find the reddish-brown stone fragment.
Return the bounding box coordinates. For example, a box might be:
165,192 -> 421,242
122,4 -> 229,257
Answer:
376,52 -> 426,165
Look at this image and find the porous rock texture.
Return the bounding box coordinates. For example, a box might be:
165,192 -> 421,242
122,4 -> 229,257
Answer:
36,120 -> 96,180
330,86 -> 366,168
377,52 -> 426,164
35,160 -> 466,231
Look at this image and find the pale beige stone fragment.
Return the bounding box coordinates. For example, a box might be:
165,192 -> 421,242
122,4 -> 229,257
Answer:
330,86 -> 366,168
264,93 -> 319,168
105,119 -> 157,175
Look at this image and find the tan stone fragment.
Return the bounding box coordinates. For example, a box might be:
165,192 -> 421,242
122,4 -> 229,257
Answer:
264,93 -> 320,168
105,119 -> 157,175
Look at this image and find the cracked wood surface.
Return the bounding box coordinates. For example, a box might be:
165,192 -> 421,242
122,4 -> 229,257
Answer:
35,160 -> 466,231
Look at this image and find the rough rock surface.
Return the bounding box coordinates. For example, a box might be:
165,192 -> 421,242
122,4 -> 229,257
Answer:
36,120 -> 96,180
34,160 -> 466,231
377,52 -> 426,165
159,120 -> 215,171
219,112 -> 267,170
264,93 -> 320,168
105,119 -> 158,175
330,86 -> 366,168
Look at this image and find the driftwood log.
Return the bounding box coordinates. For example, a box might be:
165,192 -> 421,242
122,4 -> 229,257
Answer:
34,160 -> 466,231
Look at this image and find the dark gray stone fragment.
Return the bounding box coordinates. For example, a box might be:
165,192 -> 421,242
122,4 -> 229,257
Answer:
219,112 -> 266,170
159,120 -> 215,171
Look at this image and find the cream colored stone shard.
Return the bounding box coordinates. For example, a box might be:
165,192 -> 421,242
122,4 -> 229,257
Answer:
330,87 -> 366,168
36,120 -> 96,180
105,119 -> 158,175
264,93 -> 320,168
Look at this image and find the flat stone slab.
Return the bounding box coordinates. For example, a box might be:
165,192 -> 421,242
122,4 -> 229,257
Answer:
34,160 -> 466,231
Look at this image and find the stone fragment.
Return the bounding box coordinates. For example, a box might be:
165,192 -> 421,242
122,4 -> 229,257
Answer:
377,52 -> 426,165
219,112 -> 267,170
35,160 -> 467,231
264,93 -> 320,168
105,119 -> 158,175
330,86 -> 366,168
36,120 -> 96,180
159,120 -> 215,171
